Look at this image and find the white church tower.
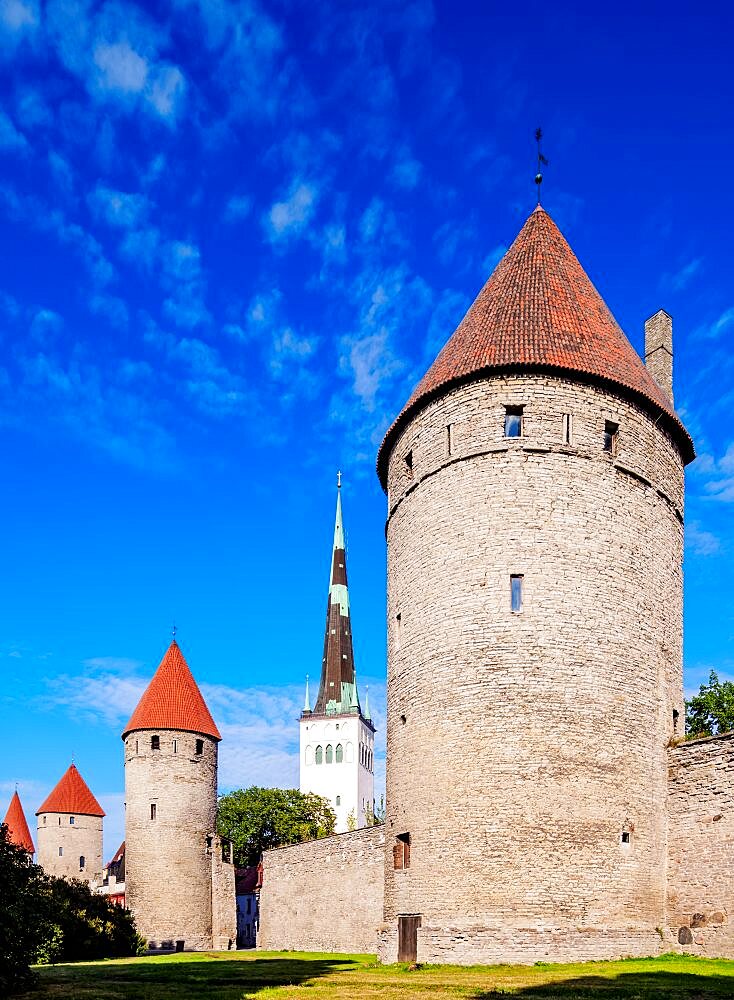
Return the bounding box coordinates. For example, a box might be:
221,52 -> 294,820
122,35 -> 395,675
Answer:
300,477 -> 375,833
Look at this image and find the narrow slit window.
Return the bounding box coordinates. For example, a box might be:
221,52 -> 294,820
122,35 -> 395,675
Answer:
79,856 -> 85,870
195,739 -> 204,755
603,420 -> 619,455
621,831 -> 631,844
673,709 -> 680,733
504,405 -> 524,438
69,816 -> 75,825
150,803 -> 157,820
446,423 -> 454,456
395,612 -> 402,651
336,795 -> 341,806
58,846 -> 63,857
405,449 -> 413,475
173,739 -> 178,754
511,574 -> 524,613
562,413 -> 573,444
151,735 -> 160,750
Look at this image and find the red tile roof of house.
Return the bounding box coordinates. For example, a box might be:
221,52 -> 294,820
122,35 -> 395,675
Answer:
36,764 -> 105,817
122,640 -> 221,741
377,205 -> 694,486
3,790 -> 34,853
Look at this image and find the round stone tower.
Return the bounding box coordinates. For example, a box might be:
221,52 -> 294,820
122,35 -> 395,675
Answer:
377,206 -> 695,965
123,640 -> 235,951
36,764 -> 104,883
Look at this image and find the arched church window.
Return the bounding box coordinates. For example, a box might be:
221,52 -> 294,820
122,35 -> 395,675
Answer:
305,745 -> 313,765
326,744 -> 333,764
315,745 -> 323,765
345,742 -> 354,763
336,744 -> 343,763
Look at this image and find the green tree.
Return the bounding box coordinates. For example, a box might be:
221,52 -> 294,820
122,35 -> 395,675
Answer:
0,824 -> 54,994
217,787 -> 336,867
41,877 -> 145,963
686,671 -> 734,738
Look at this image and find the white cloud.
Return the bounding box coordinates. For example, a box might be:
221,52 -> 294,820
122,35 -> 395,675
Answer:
0,0 -> 39,35
88,185 -> 150,228
148,64 -> 185,119
265,180 -> 317,241
0,110 -> 29,151
224,194 -> 252,222
341,328 -> 403,411
686,521 -> 720,556
667,257 -> 702,292
93,39 -> 148,93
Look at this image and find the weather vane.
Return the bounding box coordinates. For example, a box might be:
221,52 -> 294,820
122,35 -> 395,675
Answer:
172,622 -> 178,640
535,127 -> 548,205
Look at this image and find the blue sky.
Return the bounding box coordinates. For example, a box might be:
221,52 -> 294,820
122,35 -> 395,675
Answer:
1,0 -> 733,858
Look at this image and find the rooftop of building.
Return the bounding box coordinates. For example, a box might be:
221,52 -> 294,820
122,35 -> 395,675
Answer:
377,205 -> 694,487
122,640 -> 221,741
3,790 -> 35,852
36,763 -> 105,818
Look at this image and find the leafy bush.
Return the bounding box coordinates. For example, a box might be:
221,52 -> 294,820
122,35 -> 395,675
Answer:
0,825 -> 144,995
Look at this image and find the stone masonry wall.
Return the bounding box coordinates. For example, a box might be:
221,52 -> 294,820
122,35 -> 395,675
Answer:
212,835 -> 237,950
382,373 -> 686,964
667,733 -> 734,957
124,728 -> 218,949
259,826 -> 384,954
36,812 -> 103,883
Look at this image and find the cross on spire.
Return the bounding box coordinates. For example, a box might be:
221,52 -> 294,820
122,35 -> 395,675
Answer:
337,470 -> 342,489
535,127 -> 549,205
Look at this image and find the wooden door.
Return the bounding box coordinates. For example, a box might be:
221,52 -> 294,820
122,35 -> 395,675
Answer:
397,914 -> 421,963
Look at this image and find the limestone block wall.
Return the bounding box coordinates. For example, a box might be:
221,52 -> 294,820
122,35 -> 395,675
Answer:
124,728 -> 218,949
382,373 -> 686,964
259,826 -> 384,953
667,733 -> 734,957
36,812 -> 103,883
211,836 -> 237,950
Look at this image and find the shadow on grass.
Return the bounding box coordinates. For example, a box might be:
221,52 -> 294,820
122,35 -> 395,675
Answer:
474,969 -> 734,999
28,954 -> 359,999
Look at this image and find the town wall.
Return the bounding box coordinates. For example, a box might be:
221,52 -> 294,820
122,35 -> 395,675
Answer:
124,728 -> 220,949
382,373 -> 686,964
259,826 -> 384,953
667,733 -> 734,957
36,812 -> 103,883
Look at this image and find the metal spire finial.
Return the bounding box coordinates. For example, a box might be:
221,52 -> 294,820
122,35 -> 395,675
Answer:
303,674 -> 311,713
337,470 -> 342,489
172,622 -> 177,641
535,127 -> 549,205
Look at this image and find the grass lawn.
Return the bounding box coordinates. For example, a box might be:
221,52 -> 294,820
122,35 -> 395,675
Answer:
21,950 -> 734,999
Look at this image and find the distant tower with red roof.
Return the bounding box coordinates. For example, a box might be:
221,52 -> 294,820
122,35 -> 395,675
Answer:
377,205 -> 694,963
300,479 -> 375,831
35,763 -> 104,882
3,789 -> 35,855
122,640 -> 236,951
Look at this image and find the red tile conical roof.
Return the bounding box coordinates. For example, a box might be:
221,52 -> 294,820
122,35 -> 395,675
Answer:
122,641 -> 221,740
36,764 -> 105,817
377,206 -> 694,486
3,790 -> 35,853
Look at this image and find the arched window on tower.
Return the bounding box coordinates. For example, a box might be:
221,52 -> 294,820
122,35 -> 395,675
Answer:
326,744 -> 333,764
305,745 -> 314,765
336,743 -> 343,763
345,742 -> 354,763
315,745 -> 323,765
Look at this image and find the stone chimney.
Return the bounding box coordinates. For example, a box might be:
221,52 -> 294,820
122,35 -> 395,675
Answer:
644,309 -> 673,403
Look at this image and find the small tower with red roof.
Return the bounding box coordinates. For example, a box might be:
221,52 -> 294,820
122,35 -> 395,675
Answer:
122,640 -> 236,951
35,764 -> 104,882
3,789 -> 35,855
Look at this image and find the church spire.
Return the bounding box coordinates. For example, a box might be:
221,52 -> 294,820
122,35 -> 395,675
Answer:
309,477 -> 360,716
